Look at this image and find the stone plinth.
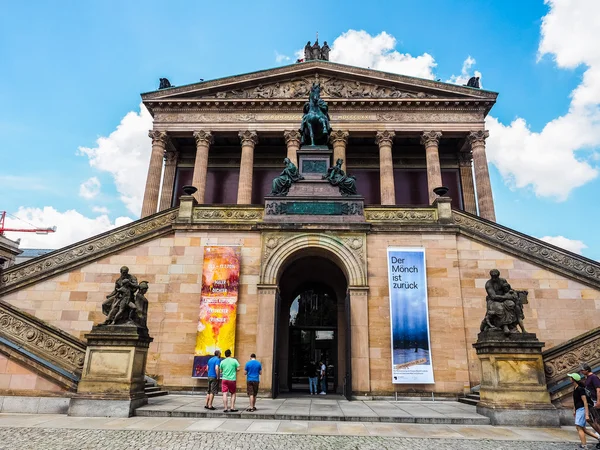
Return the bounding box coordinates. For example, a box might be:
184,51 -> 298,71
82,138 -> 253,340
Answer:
68,325 -> 153,417
297,145 -> 332,180
473,331 -> 559,427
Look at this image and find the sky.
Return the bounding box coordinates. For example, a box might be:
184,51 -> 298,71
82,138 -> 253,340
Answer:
0,0 -> 598,260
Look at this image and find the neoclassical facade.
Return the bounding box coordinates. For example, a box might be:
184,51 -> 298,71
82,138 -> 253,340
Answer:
1,61 -> 599,403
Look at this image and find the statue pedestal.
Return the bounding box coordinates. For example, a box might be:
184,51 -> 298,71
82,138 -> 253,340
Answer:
68,325 -> 153,417
297,145 -> 332,180
473,331 -> 559,426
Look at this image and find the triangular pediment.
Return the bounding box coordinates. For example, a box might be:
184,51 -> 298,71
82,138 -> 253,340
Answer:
141,60 -> 497,103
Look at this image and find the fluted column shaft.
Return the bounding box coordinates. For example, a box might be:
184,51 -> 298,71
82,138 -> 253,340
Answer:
330,130 -> 349,172
421,131 -> 443,205
237,131 -> 258,204
159,148 -> 179,210
469,130 -> 496,221
141,131 -> 168,218
283,130 -> 301,167
192,131 -> 214,204
458,152 -> 477,214
375,131 -> 396,205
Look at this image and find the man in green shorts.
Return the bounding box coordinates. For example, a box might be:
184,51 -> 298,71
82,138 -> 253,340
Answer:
220,349 -> 240,412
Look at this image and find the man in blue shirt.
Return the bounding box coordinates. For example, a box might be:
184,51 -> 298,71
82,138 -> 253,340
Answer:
204,350 -> 221,410
244,353 -> 262,412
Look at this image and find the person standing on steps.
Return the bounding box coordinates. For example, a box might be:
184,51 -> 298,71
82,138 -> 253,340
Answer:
220,349 -> 240,412
204,350 -> 221,411
568,373 -> 600,449
319,360 -> 327,395
244,353 -> 262,412
582,364 -> 600,437
307,360 -> 318,395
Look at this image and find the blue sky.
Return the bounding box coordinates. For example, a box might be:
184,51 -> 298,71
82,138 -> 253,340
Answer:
1,0 -> 598,259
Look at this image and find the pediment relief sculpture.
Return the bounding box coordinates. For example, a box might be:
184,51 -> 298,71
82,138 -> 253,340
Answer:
200,76 -> 439,100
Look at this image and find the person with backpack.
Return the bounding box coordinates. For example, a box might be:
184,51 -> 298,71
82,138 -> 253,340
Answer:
568,373 -> 600,449
582,364 -> 600,437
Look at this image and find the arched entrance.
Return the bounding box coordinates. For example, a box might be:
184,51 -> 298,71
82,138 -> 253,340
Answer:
275,252 -> 348,397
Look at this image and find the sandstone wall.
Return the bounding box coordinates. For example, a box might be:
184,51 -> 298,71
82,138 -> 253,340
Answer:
0,354 -> 65,394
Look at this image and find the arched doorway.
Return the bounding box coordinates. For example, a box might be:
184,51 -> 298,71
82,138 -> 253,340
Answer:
275,253 -> 348,396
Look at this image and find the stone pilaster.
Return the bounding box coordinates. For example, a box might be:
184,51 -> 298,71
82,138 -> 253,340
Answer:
283,130 -> 301,167
330,130 -> 349,172
421,131 -> 443,205
375,131 -> 396,205
237,130 -> 258,204
468,130 -> 496,222
158,147 -> 178,211
192,130 -> 214,204
141,131 -> 168,218
458,151 -> 477,214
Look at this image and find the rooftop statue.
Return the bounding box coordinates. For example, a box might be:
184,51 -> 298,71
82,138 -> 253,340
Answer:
323,158 -> 357,196
159,78 -> 172,89
270,158 -> 304,196
301,39 -> 330,62
480,269 -> 528,336
300,83 -> 332,146
101,266 -> 149,328
466,76 -> 480,88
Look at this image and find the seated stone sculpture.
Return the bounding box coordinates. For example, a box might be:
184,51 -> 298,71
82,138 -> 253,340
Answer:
480,269 -> 528,335
101,266 -> 149,328
323,158 -> 357,196
270,158 -> 304,196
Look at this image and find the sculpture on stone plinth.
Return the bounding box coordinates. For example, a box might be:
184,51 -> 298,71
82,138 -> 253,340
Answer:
323,158 -> 357,196
101,266 -> 149,328
300,83 -> 332,146
480,269 -> 527,335
270,158 -> 304,196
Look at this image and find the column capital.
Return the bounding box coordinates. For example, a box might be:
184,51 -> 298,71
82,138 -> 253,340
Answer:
467,130 -> 489,146
148,130 -> 168,146
329,129 -> 349,145
193,130 -> 214,147
239,130 -> 259,147
163,148 -> 179,164
457,151 -> 473,167
375,130 -> 395,147
420,130 -> 442,148
283,130 -> 301,146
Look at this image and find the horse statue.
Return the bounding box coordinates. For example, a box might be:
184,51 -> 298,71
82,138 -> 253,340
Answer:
299,83 -> 332,146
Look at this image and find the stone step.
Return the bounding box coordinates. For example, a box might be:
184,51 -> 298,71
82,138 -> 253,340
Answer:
465,394 -> 480,401
458,397 -> 479,407
145,386 -> 162,393
135,408 -> 490,425
146,390 -> 169,398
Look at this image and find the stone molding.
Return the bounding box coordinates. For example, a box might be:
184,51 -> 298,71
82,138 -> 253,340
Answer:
239,130 -> 258,147
420,130 -> 442,148
193,130 -> 214,146
260,232 -> 367,287
467,129 -> 489,146
192,206 -> 264,222
329,129 -> 349,145
163,148 -> 178,164
364,207 -> 438,223
0,209 -> 178,295
148,130 -> 168,145
283,130 -> 301,146
457,151 -> 473,166
0,299 -> 86,384
453,210 -> 600,290
375,130 -> 395,147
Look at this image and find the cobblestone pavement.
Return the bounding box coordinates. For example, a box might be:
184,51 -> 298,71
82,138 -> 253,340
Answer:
0,427 -> 576,450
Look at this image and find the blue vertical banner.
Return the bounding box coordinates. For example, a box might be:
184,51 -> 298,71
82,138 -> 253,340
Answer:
387,247 -> 434,384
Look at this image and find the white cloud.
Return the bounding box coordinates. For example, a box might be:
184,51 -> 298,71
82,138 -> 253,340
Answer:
92,206 -> 109,214
275,51 -> 291,63
539,235 -> 588,255
447,56 -> 482,86
329,30 -> 437,80
4,207 -> 133,249
78,104 -> 153,216
79,177 -> 101,199
485,0 -> 600,200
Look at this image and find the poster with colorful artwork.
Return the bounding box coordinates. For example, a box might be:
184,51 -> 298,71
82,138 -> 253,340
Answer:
387,247 -> 434,384
193,246 -> 241,378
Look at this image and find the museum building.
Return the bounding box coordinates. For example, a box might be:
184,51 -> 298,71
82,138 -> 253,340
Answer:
1,58 -> 599,406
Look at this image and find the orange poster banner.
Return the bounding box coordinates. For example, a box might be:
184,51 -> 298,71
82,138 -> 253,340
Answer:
195,246 -> 241,357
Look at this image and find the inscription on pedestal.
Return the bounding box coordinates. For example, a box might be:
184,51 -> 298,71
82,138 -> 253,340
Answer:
302,160 -> 328,174
265,201 -> 363,216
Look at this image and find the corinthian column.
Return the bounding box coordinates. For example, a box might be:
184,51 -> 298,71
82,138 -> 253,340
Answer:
192,130 -> 214,203
283,130 -> 301,167
458,151 -> 477,214
330,130 -> 349,172
375,131 -> 396,205
159,147 -> 179,210
421,131 -> 443,205
141,130 -> 168,218
468,130 -> 496,221
237,130 -> 258,204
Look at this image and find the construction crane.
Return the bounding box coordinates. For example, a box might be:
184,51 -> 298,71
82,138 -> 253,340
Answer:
0,211 -> 57,236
